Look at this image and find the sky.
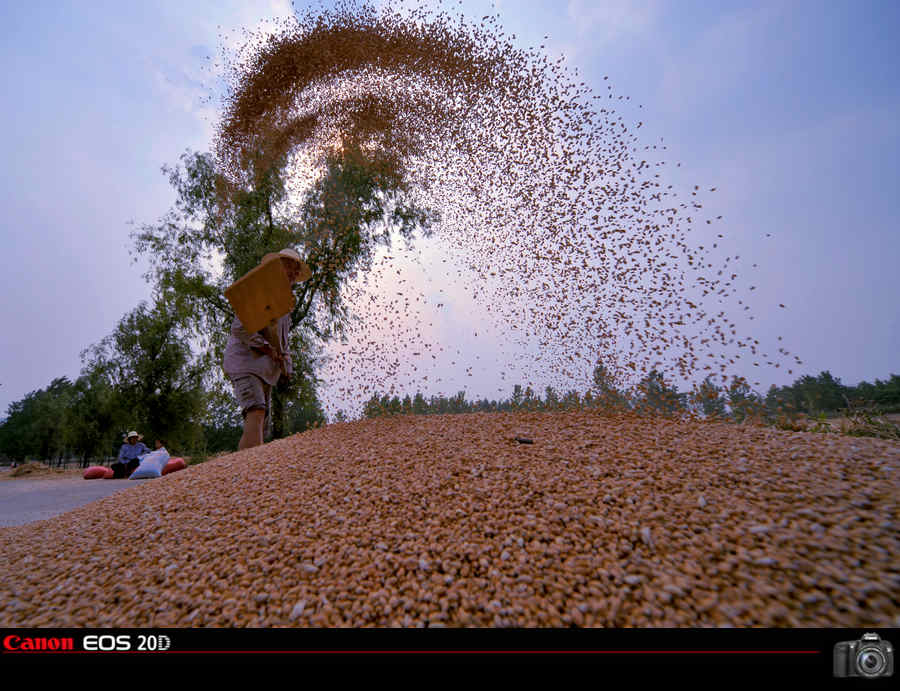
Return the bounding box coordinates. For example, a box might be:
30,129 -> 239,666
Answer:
1,0 -> 898,420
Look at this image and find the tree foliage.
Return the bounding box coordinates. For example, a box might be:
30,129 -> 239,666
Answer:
692,375 -> 727,419
591,364 -> 630,412
356,368 -> 900,424
634,370 -> 683,416
2,138 -> 437,461
5,363 -> 899,463
67,368 -> 122,463
130,145 -> 435,438
81,294 -> 206,451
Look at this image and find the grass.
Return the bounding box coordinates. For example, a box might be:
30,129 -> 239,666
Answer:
779,408 -> 900,441
832,410 -> 900,441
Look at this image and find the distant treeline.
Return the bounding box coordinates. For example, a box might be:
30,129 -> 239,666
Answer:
0,371 -> 323,467
0,372 -> 323,467
2,366 -> 897,465
355,369 -> 900,421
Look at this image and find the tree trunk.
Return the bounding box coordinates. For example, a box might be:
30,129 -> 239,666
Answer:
271,379 -> 287,439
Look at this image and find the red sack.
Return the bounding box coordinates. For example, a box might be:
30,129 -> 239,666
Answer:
162,457 -> 186,476
83,466 -> 108,480
104,467 -> 114,479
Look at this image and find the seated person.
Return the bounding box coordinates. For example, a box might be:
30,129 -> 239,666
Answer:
111,431 -> 151,478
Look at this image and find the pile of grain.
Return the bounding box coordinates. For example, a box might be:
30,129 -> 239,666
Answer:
1,412 -> 897,627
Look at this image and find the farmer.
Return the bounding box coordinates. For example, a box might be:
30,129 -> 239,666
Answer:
112,431 -> 151,478
223,248 -> 308,450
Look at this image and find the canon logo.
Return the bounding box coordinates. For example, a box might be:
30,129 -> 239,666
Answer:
3,635 -> 75,651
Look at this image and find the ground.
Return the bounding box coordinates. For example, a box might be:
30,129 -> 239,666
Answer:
1,411 -> 897,627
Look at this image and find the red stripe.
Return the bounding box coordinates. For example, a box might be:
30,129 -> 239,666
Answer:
3,649 -> 822,654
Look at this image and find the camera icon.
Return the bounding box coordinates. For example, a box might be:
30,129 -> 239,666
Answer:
834,633 -> 894,678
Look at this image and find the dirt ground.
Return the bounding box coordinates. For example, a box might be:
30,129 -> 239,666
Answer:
0,463 -> 85,481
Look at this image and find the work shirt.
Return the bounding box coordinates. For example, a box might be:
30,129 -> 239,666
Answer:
222,313 -> 293,386
117,441 -> 150,463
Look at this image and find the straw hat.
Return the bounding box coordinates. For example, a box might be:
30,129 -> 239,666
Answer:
278,248 -> 302,263
262,248 -> 311,282
125,431 -> 143,441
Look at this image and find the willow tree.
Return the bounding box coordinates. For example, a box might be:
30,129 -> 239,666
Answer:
132,145 -> 434,439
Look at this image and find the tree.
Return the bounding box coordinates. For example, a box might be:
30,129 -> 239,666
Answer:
0,378 -> 73,464
634,370 -> 682,416
800,373 -> 900,414
284,372 -> 326,435
511,384 -> 524,409
693,375 -> 726,419
849,379 -> 877,408
431,395 -> 450,415
790,371 -> 846,414
726,376 -> 763,422
591,364 -> 629,412
33,377 -> 75,464
582,389 -> 595,409
815,371 -> 847,411
0,377 -> 82,464
543,385 -> 559,411
762,383 -> 800,423
363,394 -> 383,418
561,390 -> 581,410
66,367 -> 122,465
81,295 -> 206,450
872,374 -> 900,410
132,144 -> 435,441
0,389 -> 45,463
449,391 -> 467,414
522,386 -> 537,411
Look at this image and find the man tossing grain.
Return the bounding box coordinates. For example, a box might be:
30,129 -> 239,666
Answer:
223,248 -> 308,450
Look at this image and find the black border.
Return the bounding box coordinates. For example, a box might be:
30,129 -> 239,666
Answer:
1,627 -> 898,676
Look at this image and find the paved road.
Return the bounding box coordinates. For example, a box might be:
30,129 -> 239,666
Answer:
0,476 -> 135,527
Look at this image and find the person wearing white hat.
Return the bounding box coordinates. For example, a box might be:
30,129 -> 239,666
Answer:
222,248 -> 310,450
111,431 -> 151,478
